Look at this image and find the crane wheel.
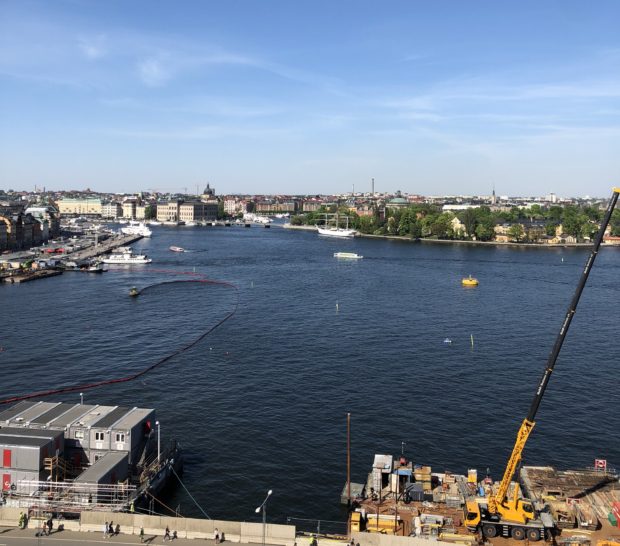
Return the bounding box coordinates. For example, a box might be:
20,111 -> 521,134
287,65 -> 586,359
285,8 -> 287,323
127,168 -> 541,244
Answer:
482,524 -> 497,538
526,528 -> 541,542
511,527 -> 526,540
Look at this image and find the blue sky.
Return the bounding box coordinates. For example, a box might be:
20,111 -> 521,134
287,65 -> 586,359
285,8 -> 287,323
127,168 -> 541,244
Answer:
1,1 -> 620,197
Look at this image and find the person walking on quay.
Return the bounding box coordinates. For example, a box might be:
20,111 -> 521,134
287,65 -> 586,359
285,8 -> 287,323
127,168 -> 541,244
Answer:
214,527 -> 220,544
115,523 -> 120,536
104,521 -> 109,538
139,526 -> 145,543
108,521 -> 114,537
164,526 -> 171,541
46,517 -> 53,535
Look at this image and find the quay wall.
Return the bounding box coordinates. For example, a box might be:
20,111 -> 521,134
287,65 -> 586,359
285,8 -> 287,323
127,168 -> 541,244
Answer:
0,507 -> 457,546
0,507 -> 296,545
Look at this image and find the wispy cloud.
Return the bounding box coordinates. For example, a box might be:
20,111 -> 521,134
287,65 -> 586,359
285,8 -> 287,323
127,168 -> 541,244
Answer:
77,34 -> 107,60
137,57 -> 170,87
103,124 -> 293,140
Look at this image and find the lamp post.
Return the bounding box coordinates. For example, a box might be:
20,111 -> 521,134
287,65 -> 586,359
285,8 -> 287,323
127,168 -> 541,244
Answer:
80,392 -> 83,405
155,421 -> 160,464
255,489 -> 272,546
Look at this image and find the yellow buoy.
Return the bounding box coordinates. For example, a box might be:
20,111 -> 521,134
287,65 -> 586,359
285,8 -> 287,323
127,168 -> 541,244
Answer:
462,275 -> 479,287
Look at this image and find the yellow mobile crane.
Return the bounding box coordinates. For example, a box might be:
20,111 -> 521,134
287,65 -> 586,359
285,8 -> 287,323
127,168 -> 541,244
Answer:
465,188 -> 620,542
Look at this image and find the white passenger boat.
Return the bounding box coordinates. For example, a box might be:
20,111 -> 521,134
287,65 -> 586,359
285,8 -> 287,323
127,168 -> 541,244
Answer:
169,246 -> 185,253
121,222 -> 152,237
102,248 -> 152,264
148,220 -> 162,226
334,252 -> 363,259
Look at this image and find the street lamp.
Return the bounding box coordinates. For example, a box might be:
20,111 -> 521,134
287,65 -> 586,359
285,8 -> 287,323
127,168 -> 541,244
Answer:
155,421 -> 160,464
255,489 -> 272,546
80,392 -> 83,405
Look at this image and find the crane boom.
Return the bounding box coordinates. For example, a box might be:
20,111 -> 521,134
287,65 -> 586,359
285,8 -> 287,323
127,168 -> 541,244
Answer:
488,187 -> 620,517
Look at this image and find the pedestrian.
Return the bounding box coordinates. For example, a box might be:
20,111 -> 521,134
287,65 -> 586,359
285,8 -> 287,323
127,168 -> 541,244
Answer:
104,521 -> 109,538
164,526 -> 171,541
47,517 -> 53,535
115,523 -> 120,536
214,527 -> 220,544
18,511 -> 24,529
139,526 -> 145,543
108,521 -> 114,537
172,530 -> 178,540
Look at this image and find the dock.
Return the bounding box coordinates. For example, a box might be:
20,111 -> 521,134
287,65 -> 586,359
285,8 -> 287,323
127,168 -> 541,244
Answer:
1,269 -> 62,284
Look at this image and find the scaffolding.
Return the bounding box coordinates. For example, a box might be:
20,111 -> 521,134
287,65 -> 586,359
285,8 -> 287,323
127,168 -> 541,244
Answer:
5,480 -> 136,514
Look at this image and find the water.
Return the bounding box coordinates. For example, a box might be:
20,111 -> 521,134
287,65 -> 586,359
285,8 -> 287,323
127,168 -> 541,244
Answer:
1,225 -> 619,526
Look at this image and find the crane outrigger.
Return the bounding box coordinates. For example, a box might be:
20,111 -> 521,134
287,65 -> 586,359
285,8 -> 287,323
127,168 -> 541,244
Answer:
465,187 -> 620,541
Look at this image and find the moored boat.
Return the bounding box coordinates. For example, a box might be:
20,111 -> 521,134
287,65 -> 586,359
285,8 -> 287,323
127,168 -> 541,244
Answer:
121,222 -> 152,237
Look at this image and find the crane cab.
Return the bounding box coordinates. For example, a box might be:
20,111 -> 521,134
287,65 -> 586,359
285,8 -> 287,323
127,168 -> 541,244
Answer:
465,501 -> 481,531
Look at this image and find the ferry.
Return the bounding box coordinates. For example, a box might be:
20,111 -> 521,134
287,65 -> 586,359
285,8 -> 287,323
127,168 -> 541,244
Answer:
121,222 -> 152,237
334,252 -> 363,259
102,248 -> 152,264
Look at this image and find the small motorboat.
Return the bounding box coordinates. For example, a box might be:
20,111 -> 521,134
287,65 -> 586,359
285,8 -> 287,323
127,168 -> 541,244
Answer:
462,275 -> 479,287
129,287 -> 139,297
169,246 -> 185,253
443,338 -> 452,344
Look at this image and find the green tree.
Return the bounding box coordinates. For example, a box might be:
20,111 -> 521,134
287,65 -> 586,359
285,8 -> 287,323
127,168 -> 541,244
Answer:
459,208 -> 478,239
545,222 -> 558,237
475,217 -> 496,241
430,213 -> 454,239
507,223 -> 525,242
611,209 -> 620,236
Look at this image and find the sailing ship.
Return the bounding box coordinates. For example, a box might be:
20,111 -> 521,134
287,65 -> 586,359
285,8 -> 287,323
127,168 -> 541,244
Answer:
316,212 -> 357,238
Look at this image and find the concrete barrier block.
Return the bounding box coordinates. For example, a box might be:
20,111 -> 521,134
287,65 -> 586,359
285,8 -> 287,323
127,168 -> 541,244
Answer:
60,520 -> 81,532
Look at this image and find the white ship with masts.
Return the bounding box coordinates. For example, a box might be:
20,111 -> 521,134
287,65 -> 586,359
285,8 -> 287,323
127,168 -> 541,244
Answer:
316,212 -> 357,238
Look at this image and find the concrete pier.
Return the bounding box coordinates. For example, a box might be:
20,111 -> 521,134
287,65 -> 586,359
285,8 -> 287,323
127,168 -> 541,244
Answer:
68,233 -> 144,261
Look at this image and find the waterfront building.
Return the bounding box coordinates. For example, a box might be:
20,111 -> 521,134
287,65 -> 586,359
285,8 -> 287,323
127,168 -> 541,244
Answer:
102,202 -> 122,219
156,200 -> 181,222
25,205 -> 61,238
223,197 -> 244,215
122,196 -> 142,220
57,197 -> 102,216
0,206 -> 49,250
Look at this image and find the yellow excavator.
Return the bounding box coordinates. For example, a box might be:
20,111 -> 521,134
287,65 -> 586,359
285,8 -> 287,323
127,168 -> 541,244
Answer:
465,188 -> 620,542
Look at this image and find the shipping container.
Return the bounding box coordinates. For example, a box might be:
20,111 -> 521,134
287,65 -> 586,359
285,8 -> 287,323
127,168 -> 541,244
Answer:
0,436 -> 57,471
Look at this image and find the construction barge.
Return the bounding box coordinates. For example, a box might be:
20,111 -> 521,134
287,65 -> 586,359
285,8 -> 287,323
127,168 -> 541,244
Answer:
345,453 -> 620,544
0,400 -> 182,518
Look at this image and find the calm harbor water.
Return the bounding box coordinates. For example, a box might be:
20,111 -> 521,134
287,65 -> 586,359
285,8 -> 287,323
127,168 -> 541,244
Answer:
1,225 -> 619,527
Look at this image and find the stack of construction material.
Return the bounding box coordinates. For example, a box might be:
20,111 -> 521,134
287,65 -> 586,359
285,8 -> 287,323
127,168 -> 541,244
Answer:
414,465 -> 432,492
610,501 -> 620,528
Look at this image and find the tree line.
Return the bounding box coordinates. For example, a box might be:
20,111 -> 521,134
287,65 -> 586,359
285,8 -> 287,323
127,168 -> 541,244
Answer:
291,203 -> 620,242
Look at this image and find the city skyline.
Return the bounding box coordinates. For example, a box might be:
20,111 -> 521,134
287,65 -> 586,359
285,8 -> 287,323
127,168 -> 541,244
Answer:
1,1 -> 620,197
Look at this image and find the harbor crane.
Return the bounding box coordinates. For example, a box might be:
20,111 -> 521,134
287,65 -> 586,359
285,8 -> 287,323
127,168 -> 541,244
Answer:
465,187 -> 620,541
